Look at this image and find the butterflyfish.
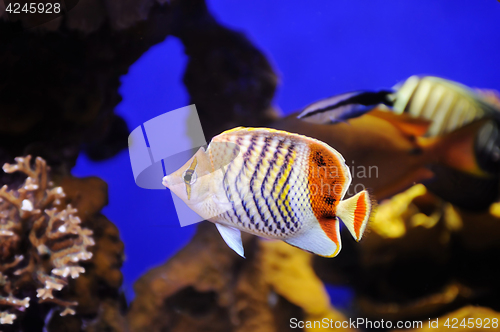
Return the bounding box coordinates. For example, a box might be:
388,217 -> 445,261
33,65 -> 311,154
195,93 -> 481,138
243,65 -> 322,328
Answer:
163,127 -> 374,258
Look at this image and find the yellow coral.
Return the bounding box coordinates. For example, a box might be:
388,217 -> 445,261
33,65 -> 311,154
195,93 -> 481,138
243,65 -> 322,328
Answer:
371,184 -> 440,238
260,240 -> 354,331
490,202 -> 500,217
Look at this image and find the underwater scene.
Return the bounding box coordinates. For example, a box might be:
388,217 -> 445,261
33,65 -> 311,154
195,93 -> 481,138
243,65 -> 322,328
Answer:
1,0 -> 500,331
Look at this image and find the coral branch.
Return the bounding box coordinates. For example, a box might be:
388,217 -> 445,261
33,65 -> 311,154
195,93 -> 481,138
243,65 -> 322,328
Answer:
0,185 -> 22,210
0,256 -> 23,272
0,156 -> 95,325
0,311 -> 16,324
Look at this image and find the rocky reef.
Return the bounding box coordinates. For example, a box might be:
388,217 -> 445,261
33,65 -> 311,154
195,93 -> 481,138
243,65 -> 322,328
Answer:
1,0 -> 277,329
125,185 -> 500,331
127,222 -> 352,332
2,0 -> 153,328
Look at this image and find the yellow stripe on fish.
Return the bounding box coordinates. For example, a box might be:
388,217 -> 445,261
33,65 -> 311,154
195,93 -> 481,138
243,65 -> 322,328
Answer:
163,127 -> 374,258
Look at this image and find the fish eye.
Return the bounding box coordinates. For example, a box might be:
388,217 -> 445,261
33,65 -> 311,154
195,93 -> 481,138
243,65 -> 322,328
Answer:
183,169 -> 197,185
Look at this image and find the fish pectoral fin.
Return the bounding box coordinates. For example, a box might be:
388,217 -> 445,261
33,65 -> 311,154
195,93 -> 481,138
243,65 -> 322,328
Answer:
369,108 -> 431,137
211,193 -> 233,209
215,223 -> 245,258
285,218 -> 341,257
336,189 -> 373,242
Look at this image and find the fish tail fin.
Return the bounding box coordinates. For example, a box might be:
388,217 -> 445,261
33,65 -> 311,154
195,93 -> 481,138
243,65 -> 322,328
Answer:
422,119 -> 498,177
336,189 -> 374,242
285,217 -> 342,257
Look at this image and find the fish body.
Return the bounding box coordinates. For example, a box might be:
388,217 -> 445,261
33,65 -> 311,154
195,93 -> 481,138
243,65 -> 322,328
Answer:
163,127 -> 373,258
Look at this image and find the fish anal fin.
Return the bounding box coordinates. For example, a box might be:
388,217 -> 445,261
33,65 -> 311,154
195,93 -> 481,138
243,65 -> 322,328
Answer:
336,190 -> 373,241
215,223 -> 245,258
369,109 -> 431,137
285,219 -> 341,257
317,217 -> 342,257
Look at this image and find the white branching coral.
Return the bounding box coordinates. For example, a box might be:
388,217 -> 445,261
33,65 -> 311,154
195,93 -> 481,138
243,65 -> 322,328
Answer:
0,156 -> 95,325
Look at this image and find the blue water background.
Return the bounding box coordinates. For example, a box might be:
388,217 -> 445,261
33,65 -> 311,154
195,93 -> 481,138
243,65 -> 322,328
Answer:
72,0 -> 500,306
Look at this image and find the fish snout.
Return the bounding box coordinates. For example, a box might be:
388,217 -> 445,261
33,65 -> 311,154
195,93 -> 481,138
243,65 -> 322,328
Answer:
162,175 -> 171,188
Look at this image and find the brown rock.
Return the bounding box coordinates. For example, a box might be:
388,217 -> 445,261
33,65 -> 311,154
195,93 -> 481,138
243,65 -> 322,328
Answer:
128,222 -> 353,332
56,176 -> 126,331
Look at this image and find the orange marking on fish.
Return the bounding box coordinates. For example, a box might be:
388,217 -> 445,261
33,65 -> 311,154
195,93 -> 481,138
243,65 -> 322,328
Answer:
318,217 -> 340,256
353,191 -> 367,239
307,143 -> 346,218
307,142 -> 347,245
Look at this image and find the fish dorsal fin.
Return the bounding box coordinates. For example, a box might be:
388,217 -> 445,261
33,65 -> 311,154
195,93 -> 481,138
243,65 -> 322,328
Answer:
215,223 -> 245,258
297,90 -> 394,124
369,108 -> 432,137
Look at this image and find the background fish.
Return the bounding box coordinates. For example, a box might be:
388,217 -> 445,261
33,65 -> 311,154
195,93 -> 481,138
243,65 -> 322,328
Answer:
273,109 -> 495,203
163,127 -> 373,258
289,76 -> 500,209
394,77 -> 500,209
298,76 -> 500,137
393,76 -> 500,135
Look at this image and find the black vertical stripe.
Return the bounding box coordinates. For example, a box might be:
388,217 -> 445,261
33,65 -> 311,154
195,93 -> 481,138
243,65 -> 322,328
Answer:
249,136 -> 272,229
260,139 -> 286,230
223,139 -> 243,226
402,79 -> 424,115
235,136 -> 258,225
403,84 -> 416,114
